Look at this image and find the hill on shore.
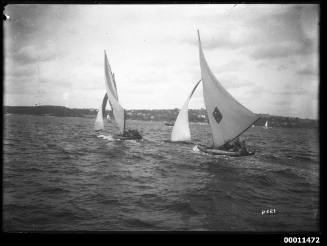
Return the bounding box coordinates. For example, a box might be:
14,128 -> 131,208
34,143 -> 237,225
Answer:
4,105 -> 318,129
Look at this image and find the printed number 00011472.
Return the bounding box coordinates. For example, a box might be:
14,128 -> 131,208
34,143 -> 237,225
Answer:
283,237 -> 320,243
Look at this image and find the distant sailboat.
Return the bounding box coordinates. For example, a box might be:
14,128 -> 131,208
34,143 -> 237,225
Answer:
263,120 -> 270,129
164,122 -> 175,127
171,79 -> 201,142
94,51 -> 142,140
172,31 -> 260,156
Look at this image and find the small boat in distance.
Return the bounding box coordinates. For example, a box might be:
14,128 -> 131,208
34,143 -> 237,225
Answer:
171,30 -> 260,157
94,51 -> 142,140
164,122 -> 175,126
263,120 -> 269,129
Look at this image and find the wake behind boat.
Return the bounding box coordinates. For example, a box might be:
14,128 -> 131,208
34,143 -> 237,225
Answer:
194,144 -> 255,157
94,51 -> 142,141
170,31 -> 260,157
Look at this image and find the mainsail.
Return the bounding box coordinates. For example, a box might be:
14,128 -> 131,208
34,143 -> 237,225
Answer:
171,79 -> 201,142
104,51 -> 119,100
94,51 -> 125,134
104,51 -> 125,134
112,73 -> 118,101
198,30 -> 259,148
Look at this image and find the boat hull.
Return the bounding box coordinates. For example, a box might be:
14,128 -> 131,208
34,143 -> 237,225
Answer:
113,135 -> 142,141
196,145 -> 254,157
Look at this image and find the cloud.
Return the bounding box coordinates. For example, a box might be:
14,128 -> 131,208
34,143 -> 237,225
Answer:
184,34 -> 247,50
272,89 -> 308,96
248,5 -> 318,61
9,43 -> 60,65
297,66 -> 318,76
3,4 -> 319,119
4,5 -> 75,44
251,38 -> 314,60
5,63 -> 36,79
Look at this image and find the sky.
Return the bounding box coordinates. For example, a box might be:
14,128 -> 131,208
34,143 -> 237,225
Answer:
4,4 -> 319,119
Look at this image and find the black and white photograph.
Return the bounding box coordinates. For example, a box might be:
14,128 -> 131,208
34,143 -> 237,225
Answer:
3,4 -> 319,233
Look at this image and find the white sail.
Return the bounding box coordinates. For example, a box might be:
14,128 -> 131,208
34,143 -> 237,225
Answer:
94,102 -> 104,131
112,73 -> 118,101
104,51 -> 119,100
198,30 -> 259,148
171,79 -> 201,142
103,52 -> 125,134
105,87 -> 125,134
264,121 -> 268,128
94,93 -> 109,131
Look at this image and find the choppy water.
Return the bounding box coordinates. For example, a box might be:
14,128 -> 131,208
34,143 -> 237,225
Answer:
3,114 -> 319,231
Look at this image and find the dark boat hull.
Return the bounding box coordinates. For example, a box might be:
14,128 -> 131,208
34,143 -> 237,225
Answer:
197,145 -> 254,157
113,135 -> 142,141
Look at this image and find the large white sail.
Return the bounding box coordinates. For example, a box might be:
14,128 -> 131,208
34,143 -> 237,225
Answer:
171,79 -> 201,142
103,52 -> 125,134
105,84 -> 125,134
198,31 -> 259,148
104,51 -> 119,100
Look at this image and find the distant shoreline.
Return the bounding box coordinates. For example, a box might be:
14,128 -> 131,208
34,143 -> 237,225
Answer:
4,105 -> 318,129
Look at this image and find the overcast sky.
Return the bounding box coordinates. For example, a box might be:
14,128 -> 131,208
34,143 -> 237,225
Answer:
4,4 -> 319,119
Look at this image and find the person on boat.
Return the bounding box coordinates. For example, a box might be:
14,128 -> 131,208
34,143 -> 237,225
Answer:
232,138 -> 242,152
121,129 -> 142,139
238,140 -> 249,155
219,138 -> 240,151
219,137 -> 250,154
219,141 -> 233,151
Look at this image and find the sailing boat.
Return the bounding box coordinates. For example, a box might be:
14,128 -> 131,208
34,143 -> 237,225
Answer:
171,31 -> 259,156
94,50 -> 142,140
164,122 -> 175,127
263,120 -> 269,129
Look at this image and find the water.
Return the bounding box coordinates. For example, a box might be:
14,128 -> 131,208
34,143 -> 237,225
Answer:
3,114 -> 319,231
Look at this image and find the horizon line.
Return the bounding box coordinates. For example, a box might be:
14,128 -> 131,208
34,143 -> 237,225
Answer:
4,105 -> 318,121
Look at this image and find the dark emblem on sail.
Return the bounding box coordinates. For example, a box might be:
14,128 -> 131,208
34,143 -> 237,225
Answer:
212,107 -> 222,124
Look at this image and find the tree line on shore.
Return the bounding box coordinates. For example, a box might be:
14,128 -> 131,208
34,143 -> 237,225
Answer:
4,105 -> 318,129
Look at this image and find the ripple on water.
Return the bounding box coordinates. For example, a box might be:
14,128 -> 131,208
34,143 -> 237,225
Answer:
3,115 -> 319,231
